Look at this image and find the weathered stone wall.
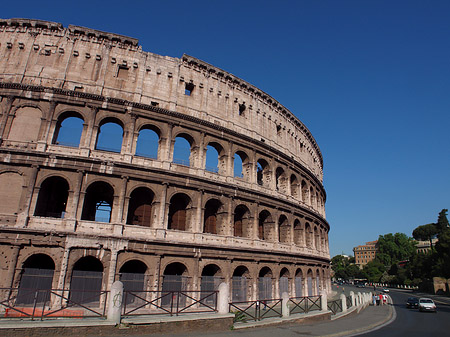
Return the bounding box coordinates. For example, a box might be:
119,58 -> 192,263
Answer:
0,18 -> 331,302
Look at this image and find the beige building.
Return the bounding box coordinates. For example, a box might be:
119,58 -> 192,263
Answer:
0,18 -> 330,307
415,238 -> 438,254
353,241 -> 378,268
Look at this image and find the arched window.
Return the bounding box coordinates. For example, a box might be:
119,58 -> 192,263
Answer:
301,180 -> 308,204
295,269 -> 303,297
305,223 -> 313,248
275,167 -> 287,193
161,262 -> 188,307
293,219 -> 303,246
290,174 -> 299,198
258,210 -> 273,241
256,159 -> 269,186
232,266 -> 249,302
95,119 -> 123,153
204,199 -> 223,234
233,152 -> 243,178
16,254 -> 55,305
119,260 -> 147,306
279,268 -> 290,297
234,205 -> 251,238
126,187 -> 154,227
201,264 -> 222,305
70,256 -> 103,305
34,176 -> 69,218
173,135 -> 192,166
258,267 -> 273,300
53,114 -> 84,147
168,193 -> 191,231
205,144 -> 219,173
278,215 -> 290,243
135,127 -> 159,159
307,269 -> 314,296
81,181 -> 114,222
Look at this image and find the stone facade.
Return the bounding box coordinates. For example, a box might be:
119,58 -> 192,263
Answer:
0,18 -> 330,304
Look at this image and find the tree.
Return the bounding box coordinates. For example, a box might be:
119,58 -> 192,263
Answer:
376,233 -> 416,266
412,223 -> 438,248
434,209 -> 450,278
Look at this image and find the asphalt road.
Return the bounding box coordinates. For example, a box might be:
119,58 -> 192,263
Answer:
360,288 -> 450,336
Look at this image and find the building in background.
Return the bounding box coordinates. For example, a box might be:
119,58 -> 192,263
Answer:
353,241 -> 378,268
415,238 -> 438,254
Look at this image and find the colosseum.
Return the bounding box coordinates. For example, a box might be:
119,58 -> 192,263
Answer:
0,18 -> 330,309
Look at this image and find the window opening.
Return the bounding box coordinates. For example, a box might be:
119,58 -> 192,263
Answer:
185,82 -> 194,96
238,103 -> 245,115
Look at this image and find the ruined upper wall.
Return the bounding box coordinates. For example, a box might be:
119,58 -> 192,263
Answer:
0,18 -> 323,180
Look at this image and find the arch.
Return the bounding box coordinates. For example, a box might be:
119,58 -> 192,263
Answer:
233,204 -> 251,238
168,193 -> 192,231
34,176 -> 69,218
293,219 -> 303,246
201,264 -> 223,304
278,214 -> 290,243
306,269 -> 314,296
135,125 -> 160,159
126,187 -> 155,227
205,143 -> 221,173
258,266 -> 273,300
316,269 -> 321,295
161,262 -> 189,306
305,222 -> 313,248
258,210 -> 274,241
203,198 -> 224,235
95,118 -> 124,153
16,254 -> 55,305
256,159 -> 269,186
8,106 -> 42,142
232,265 -> 249,302
52,112 -> 84,147
119,260 -> 148,306
290,174 -> 299,198
310,187 -> 316,208
279,267 -> 290,297
295,268 -> 304,297
275,167 -> 287,193
301,180 -> 308,204
0,172 -> 23,214
70,256 -> 103,304
81,181 -> 114,222
314,226 -> 320,251
173,134 -> 192,166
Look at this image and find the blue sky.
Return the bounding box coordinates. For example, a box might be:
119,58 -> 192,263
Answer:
4,1 -> 450,257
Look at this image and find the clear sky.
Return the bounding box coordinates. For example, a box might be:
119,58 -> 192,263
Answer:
3,1 -> 450,257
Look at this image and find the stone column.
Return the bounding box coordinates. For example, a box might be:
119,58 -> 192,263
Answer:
18,165 -> 39,227
217,282 -> 229,314
107,281 -> 123,324
282,292 -> 290,317
340,293 -> 347,313
321,290 -> 328,311
0,96 -> 14,141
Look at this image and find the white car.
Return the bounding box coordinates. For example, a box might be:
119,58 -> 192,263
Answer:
418,298 -> 437,312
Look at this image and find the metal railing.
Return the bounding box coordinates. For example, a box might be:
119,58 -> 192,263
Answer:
327,299 -> 342,314
288,295 -> 321,315
122,290 -> 218,317
229,298 -> 282,322
0,288 -> 109,320
346,295 -> 353,308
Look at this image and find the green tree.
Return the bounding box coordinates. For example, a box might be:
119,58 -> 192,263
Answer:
412,223 -> 438,248
362,259 -> 385,282
434,209 -> 450,278
376,233 -> 416,266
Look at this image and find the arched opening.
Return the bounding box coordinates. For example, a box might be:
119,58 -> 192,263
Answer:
258,210 -> 273,241
168,193 -> 191,231
161,262 -> 188,307
307,269 -> 313,296
126,187 -> 155,227
279,268 -> 290,297
275,167 -> 287,193
310,187 -> 316,208
232,266 -> 249,302
316,270 -> 321,295
290,174 -> 299,198
201,264 -> 222,305
295,269 -> 303,297
53,113 -> 84,147
119,260 -> 148,307
203,199 -> 223,234
173,134 -> 192,167
314,226 -> 320,251
205,143 -> 221,173
70,256 -> 103,305
258,267 -> 273,300
305,223 -> 313,248
81,181 -> 114,222
293,219 -> 303,246
16,254 -> 55,305
278,215 -> 290,243
301,180 -> 308,204
234,205 -> 251,238
256,159 -> 269,186
95,119 -> 123,153
34,176 -> 69,218
135,126 -> 159,159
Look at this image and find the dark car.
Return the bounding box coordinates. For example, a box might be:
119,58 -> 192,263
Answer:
406,297 -> 419,308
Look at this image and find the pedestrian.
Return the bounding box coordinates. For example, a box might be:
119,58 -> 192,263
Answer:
372,294 -> 377,306
379,293 -> 383,305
